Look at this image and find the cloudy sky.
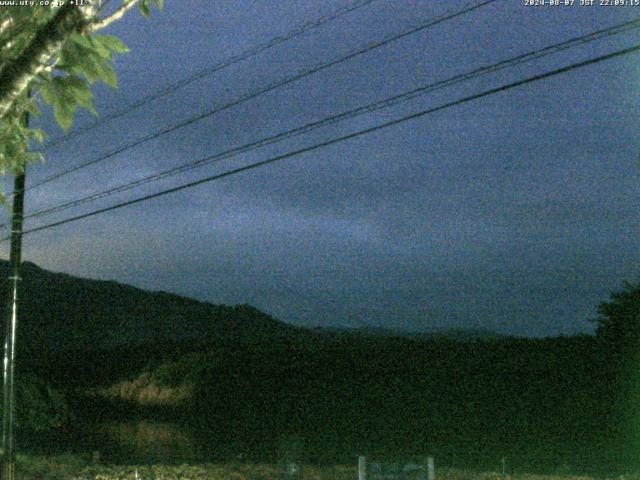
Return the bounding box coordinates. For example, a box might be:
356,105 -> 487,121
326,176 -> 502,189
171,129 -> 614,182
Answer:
4,0 -> 640,337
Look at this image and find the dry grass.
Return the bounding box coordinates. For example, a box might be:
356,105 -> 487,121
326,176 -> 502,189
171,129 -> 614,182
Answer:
70,464 -> 356,480
9,456 -> 636,480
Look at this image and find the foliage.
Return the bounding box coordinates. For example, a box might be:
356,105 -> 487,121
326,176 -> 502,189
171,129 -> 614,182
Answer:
15,373 -> 71,434
594,281 -> 640,352
5,261 -> 621,471
14,452 -> 90,480
7,457 -> 629,480
150,353 -> 207,388
592,281 -> 640,466
0,0 -> 162,181
39,33 -> 129,127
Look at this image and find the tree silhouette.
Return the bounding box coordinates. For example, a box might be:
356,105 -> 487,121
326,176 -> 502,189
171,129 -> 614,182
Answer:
594,281 -> 640,469
595,281 -> 640,353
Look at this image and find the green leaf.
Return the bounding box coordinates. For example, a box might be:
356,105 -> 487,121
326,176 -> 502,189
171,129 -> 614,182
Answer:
63,75 -> 96,114
93,34 -> 129,54
45,79 -> 76,129
69,33 -> 94,51
60,40 -> 109,85
86,36 -> 113,59
39,74 -> 99,128
38,81 -> 55,106
26,150 -> 44,164
150,0 -> 164,9
28,128 -> 46,143
53,99 -> 74,131
73,53 -> 102,84
51,77 -> 76,105
94,58 -> 117,88
25,98 -> 41,117
139,0 -> 151,17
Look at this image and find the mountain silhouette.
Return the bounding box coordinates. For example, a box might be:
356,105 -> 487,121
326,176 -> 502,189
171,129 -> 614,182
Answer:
0,260 -> 299,353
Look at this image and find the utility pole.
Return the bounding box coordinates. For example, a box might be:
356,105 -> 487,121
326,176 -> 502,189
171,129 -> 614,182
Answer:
1,108 -> 28,480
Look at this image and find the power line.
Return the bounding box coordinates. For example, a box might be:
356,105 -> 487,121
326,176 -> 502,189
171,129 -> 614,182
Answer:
8,42 -> 640,242
14,16 -> 640,226
43,0 -> 381,150
27,0 -> 498,193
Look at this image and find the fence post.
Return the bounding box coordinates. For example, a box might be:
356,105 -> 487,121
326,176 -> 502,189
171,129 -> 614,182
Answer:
427,456 -> 435,480
358,455 -> 366,480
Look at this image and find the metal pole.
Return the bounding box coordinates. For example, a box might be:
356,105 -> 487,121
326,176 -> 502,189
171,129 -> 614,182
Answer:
358,455 -> 366,480
427,456 -> 435,480
2,110 -> 27,480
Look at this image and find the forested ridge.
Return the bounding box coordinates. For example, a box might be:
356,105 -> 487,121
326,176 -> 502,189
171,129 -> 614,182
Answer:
0,261 -> 635,472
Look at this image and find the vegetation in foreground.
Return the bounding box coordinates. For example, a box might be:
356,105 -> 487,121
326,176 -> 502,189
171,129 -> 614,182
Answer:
4,263 -> 640,472
9,454 -> 637,480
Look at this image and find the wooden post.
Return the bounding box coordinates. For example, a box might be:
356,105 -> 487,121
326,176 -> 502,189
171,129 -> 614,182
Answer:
358,455 -> 366,480
427,456 -> 435,480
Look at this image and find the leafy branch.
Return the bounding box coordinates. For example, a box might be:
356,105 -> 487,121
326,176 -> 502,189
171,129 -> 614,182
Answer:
0,0 -> 163,175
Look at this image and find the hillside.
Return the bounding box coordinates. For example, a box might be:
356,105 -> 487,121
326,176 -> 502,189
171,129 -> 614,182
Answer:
0,260 -> 301,354
0,260 -> 512,356
0,261 -> 625,471
79,333 -> 615,470
313,326 -> 510,341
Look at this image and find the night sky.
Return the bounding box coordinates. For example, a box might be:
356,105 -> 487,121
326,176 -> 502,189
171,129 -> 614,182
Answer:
4,0 -> 640,337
